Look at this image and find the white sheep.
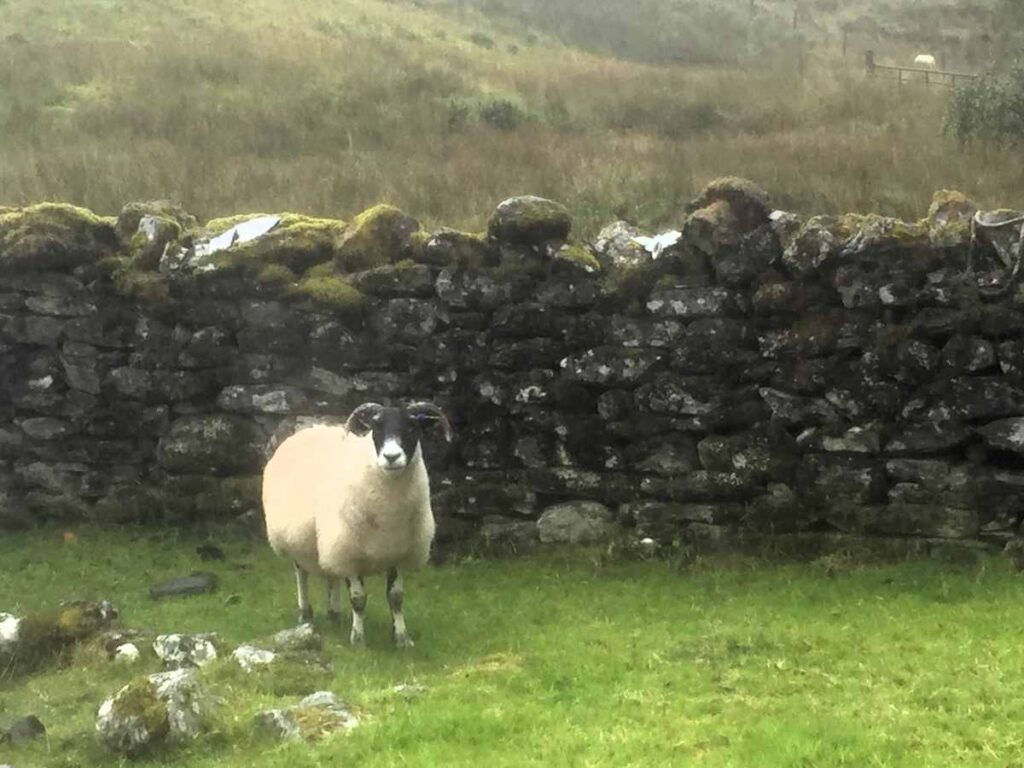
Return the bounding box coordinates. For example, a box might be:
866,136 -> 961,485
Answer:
262,401 -> 451,647
913,54 -> 937,68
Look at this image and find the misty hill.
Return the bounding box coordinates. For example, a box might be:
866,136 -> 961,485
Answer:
0,0 -> 1020,234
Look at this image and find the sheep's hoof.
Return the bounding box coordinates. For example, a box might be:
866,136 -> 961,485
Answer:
299,607 -> 314,624
394,632 -> 415,649
350,629 -> 366,647
327,610 -> 342,627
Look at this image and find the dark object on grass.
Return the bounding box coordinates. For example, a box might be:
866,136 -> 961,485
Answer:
196,544 -> 225,561
4,714 -> 46,744
149,573 -> 218,600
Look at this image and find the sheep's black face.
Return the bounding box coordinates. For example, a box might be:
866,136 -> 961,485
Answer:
347,402 -> 453,473
371,408 -> 420,472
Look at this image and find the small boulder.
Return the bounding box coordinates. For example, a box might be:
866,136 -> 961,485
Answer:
115,643 -> 141,663
687,177 -> 772,232
233,645 -> 276,673
537,501 -> 615,545
271,623 -> 321,652
96,669 -> 212,756
254,690 -> 359,742
488,196 -> 572,246
152,633 -> 218,669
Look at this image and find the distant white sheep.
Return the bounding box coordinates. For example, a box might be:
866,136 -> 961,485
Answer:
914,54 -> 937,68
262,402 -> 451,647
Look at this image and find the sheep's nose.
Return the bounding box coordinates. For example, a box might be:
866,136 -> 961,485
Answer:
383,450 -> 402,464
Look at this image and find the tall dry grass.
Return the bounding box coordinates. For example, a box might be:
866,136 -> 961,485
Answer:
0,0 -> 1021,237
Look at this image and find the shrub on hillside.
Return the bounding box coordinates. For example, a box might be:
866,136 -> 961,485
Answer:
946,59 -> 1024,145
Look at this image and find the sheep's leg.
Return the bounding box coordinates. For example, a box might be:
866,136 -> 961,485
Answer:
387,567 -> 414,648
294,562 -> 313,624
326,577 -> 343,627
346,576 -> 367,647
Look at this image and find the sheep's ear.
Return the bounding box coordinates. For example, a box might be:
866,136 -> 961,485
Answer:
407,402 -> 453,443
346,402 -> 384,436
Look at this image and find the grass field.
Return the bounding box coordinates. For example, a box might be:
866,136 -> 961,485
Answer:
3,527 -> 1024,766
1,0 -> 1022,238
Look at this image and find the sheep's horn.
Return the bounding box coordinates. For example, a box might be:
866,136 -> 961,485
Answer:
346,402 -> 384,436
407,402 -> 454,443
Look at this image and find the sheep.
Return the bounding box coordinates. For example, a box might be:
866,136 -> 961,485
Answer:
262,401 -> 452,647
913,54 -> 937,68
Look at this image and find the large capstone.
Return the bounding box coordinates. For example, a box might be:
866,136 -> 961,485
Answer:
488,196 -> 572,246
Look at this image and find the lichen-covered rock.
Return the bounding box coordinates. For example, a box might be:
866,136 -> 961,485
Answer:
216,385 -> 309,415
488,196 -> 572,246
254,691 -> 359,742
537,500 -> 615,544
156,415 -> 264,475
759,387 -> 840,426
0,204 -> 118,273
233,645 -> 276,672
193,213 -> 346,275
640,471 -> 761,502
435,267 -> 518,310
593,221 -> 651,270
646,287 -> 744,318
697,427 -> 797,480
560,348 -> 663,387
271,623 -> 321,652
927,190 -> 975,250
152,634 -> 218,669
977,418 -> 1024,454
336,204 -> 420,271
96,669 -> 212,756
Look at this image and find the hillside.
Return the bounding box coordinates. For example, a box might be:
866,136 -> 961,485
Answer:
0,0 -> 1021,236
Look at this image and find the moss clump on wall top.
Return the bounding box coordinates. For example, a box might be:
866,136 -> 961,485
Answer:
335,204 -> 422,272
0,203 -> 118,274
201,213 -> 348,274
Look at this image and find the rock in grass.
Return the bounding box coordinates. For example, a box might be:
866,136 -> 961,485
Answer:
488,196 -> 572,247
96,669 -> 212,756
271,623 -> 321,652
152,634 -> 218,669
4,715 -> 46,744
232,645 -> 276,673
148,573 -> 218,600
254,691 -> 359,742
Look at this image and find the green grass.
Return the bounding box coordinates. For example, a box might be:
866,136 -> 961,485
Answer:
1,0 -> 1023,239
4,527 -> 1024,766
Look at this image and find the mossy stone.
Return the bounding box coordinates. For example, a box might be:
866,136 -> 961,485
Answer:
688,176 -> 771,231
116,201 -> 197,242
0,203 -> 118,273
420,229 -> 496,267
335,204 -> 421,272
488,196 -> 572,246
127,215 -> 183,269
555,243 -> 601,273
112,267 -> 172,304
110,678 -> 170,746
293,275 -> 367,314
202,213 -> 347,274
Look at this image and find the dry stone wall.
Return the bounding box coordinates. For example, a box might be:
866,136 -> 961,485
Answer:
1,184 -> 1023,561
